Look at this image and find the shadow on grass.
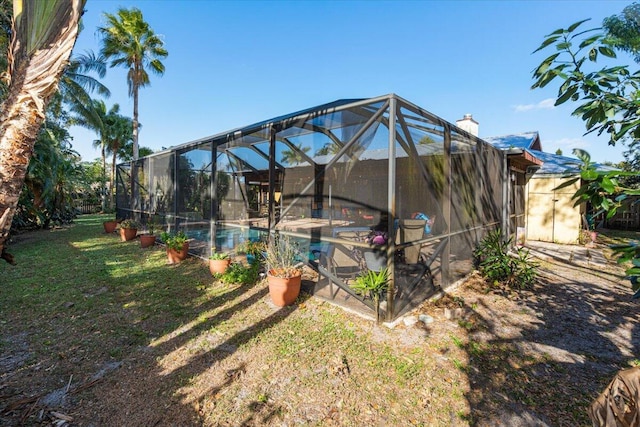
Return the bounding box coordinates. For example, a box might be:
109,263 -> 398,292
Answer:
458,256 -> 639,426
0,214 -> 312,426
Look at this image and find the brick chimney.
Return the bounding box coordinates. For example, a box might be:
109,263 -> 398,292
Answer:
456,114 -> 478,136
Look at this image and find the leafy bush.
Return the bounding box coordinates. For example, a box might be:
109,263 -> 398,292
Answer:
220,261 -> 260,285
473,229 -> 537,289
160,231 -> 188,251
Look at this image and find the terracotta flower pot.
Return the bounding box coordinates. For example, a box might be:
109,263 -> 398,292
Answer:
167,242 -> 189,264
140,234 -> 156,248
267,271 -> 302,307
120,227 -> 138,242
103,220 -> 118,234
209,258 -> 231,275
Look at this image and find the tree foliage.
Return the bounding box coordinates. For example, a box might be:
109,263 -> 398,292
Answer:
603,2 -> 640,64
532,6 -> 640,297
531,19 -> 639,145
98,7 -> 167,160
0,0 -> 85,263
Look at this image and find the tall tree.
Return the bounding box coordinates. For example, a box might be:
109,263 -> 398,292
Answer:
103,106 -> 132,209
602,2 -> 640,64
21,115 -> 81,228
98,7 -> 167,160
0,0 -> 85,264
72,99 -> 112,211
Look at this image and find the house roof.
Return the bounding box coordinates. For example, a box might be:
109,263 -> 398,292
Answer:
483,131 -> 619,175
528,149 -> 617,175
483,131 -> 542,151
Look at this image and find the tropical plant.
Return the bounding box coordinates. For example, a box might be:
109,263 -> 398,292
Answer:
473,229 -> 537,290
98,7 -> 168,160
351,268 -> 389,322
103,105 -> 133,208
71,99 -> 111,211
265,233 -> 301,278
160,230 -> 188,251
0,0 -> 85,264
16,115 -> 82,229
120,219 -> 139,229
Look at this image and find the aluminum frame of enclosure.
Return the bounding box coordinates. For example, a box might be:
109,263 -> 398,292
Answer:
116,94 -> 509,321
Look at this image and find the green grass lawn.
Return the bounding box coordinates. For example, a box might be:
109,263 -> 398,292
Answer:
2,215 -> 634,426
0,214 -> 470,426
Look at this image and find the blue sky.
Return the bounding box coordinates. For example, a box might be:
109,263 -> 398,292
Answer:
69,0 -> 633,164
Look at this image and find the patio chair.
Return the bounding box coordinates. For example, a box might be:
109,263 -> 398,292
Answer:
396,219 -> 428,264
313,227 -> 370,299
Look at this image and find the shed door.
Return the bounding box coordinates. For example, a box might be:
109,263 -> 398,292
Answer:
526,177 -> 581,244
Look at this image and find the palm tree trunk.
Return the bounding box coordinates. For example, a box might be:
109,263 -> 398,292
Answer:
101,142 -> 107,212
132,84 -> 139,160
0,0 -> 84,264
110,151 -> 117,211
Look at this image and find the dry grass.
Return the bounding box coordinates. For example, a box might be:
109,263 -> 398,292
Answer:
0,216 -> 637,426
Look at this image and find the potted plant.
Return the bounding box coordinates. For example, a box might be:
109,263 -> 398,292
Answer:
265,233 -> 302,307
140,219 -> 158,248
364,229 -> 388,272
103,218 -> 119,234
119,219 -> 139,242
244,240 -> 267,265
351,268 -> 389,323
161,231 -> 189,264
209,250 -> 231,275
584,212 -> 599,247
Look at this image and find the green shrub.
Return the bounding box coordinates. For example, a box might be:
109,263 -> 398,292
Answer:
220,261 -> 260,285
160,231 -> 188,251
473,229 -> 537,289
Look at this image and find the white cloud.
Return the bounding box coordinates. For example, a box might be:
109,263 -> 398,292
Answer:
513,98 -> 556,112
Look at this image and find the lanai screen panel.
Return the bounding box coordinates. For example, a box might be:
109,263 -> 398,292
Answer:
149,152 -> 175,228
132,158 -> 149,218
115,94 -> 511,320
480,144 -> 503,226
214,133 -> 271,254
274,100 -> 390,241
392,104 -> 446,315
176,143 -> 212,256
115,164 -> 130,219
449,129 -> 481,284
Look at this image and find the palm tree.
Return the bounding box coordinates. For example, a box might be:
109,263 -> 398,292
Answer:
98,7 -> 168,160
103,108 -> 133,209
0,0 -> 85,264
72,99 -> 110,210
281,143 -> 311,166
53,51 -> 110,122
24,116 -> 82,228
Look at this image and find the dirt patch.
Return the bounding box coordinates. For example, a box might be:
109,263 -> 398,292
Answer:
1,226 -> 638,426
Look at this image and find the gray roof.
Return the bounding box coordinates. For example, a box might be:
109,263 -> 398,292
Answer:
484,131 -> 617,175
528,149 -> 617,175
483,131 -> 539,150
